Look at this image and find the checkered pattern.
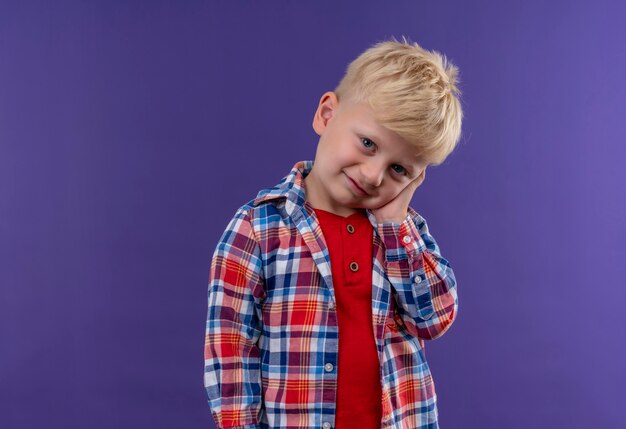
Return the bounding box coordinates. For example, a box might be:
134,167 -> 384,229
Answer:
204,160 -> 458,429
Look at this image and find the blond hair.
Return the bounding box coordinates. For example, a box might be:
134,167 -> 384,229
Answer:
334,36 -> 463,166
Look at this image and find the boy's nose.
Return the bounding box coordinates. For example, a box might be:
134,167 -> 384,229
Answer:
361,161 -> 385,188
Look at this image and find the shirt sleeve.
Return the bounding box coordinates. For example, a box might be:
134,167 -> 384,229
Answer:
376,206 -> 458,340
204,207 -> 266,429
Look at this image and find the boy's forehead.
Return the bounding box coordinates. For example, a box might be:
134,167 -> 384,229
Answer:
342,102 -> 388,135
344,101 -> 396,135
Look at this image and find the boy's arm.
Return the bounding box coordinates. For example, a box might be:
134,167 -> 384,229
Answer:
376,206 -> 458,340
204,207 -> 265,429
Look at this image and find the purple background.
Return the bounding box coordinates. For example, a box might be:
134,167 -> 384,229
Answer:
1,1 -> 625,428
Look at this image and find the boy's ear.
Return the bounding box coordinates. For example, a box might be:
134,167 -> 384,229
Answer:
312,91 -> 338,136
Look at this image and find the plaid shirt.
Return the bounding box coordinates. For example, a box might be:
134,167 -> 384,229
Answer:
204,160 -> 458,429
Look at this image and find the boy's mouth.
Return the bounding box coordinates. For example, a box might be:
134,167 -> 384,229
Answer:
345,173 -> 369,196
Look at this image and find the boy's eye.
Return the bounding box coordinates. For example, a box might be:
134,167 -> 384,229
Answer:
361,137 -> 375,149
391,165 -> 406,175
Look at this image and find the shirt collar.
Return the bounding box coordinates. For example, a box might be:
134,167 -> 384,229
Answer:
252,160 -> 312,208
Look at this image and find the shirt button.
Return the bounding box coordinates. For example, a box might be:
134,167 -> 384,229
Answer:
349,261 -> 359,272
402,235 -> 412,244
324,363 -> 334,372
322,422 -> 331,429
346,224 -> 355,233
414,275 -> 423,283
328,301 -> 335,310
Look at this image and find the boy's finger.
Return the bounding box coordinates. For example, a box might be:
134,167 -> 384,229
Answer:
412,170 -> 426,188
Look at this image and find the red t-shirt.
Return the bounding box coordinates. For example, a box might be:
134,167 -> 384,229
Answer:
314,207 -> 382,429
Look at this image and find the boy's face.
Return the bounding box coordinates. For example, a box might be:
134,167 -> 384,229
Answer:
305,91 -> 426,217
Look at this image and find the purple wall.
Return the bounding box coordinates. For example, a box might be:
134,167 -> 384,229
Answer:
1,1 -> 624,428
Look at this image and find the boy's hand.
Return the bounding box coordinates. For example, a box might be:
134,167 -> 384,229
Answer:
371,171 -> 425,224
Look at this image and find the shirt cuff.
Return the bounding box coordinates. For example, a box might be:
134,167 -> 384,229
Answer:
376,210 -> 427,256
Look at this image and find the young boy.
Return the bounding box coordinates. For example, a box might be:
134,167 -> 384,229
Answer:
204,36 -> 463,429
